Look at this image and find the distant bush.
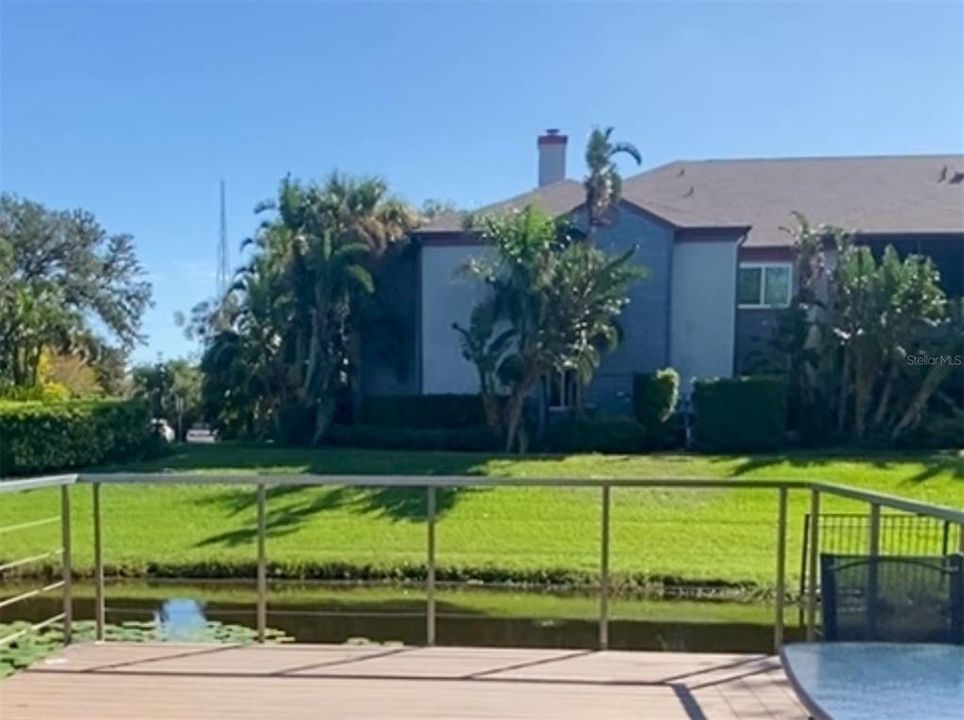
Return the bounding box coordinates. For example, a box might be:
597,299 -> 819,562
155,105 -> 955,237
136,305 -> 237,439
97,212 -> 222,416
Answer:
543,416 -> 647,454
0,399 -> 161,477
326,424 -> 500,452
0,383 -> 70,403
693,377 -> 788,452
633,369 -> 680,449
362,394 -> 488,429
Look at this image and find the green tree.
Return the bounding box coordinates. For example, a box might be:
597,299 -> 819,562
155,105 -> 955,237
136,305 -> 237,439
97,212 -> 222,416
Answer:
772,214 -> 961,444
317,174 -> 418,419
583,127 -> 642,236
0,195 -> 151,390
131,358 -> 203,439
457,206 -> 644,452
195,174 -> 414,444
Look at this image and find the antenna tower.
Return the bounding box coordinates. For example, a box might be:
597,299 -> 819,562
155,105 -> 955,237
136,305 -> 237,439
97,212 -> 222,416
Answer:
217,180 -> 229,297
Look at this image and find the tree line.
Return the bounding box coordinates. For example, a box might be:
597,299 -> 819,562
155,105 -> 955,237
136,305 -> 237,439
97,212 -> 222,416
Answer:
0,195 -> 150,399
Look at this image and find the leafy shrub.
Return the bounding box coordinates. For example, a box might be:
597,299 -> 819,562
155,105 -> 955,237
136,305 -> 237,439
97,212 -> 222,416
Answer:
0,383 -> 70,403
693,377 -> 788,452
0,399 -> 160,476
633,369 -> 680,449
543,416 -> 647,454
326,423 -> 499,452
362,394 -> 488,429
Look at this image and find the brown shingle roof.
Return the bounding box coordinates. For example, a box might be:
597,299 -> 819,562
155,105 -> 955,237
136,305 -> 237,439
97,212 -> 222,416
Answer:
415,179 -> 585,233
622,154 -> 964,247
415,155 -> 964,247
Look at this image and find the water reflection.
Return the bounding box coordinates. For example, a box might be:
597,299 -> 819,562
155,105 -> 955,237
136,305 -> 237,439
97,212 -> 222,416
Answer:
1,581 -> 804,653
155,599 -> 207,641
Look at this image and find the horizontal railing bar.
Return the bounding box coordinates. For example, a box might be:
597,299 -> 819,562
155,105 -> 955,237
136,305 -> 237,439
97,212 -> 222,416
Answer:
0,612 -> 66,648
0,549 -> 63,573
0,474 -> 76,494
813,482 -> 964,524
78,472 -> 807,490
0,580 -> 66,610
0,516 -> 60,535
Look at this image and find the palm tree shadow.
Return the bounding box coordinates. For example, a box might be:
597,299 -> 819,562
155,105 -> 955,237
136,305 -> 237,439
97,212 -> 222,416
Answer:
716,449 -> 963,484
195,484 -> 477,549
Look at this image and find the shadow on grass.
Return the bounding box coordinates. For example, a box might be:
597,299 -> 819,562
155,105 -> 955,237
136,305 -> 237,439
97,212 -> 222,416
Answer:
194,484 -> 478,548
715,449 -> 963,484
102,443 -> 499,476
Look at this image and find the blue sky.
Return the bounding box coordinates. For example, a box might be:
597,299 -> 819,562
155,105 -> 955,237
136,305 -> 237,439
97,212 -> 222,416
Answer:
2,1 -> 962,364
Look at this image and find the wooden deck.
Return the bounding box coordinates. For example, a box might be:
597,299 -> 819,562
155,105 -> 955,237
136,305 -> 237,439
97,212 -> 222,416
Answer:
0,642 -> 806,719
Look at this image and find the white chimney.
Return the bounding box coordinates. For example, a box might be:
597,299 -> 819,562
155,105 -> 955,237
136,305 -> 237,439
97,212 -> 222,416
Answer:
537,128 -> 567,186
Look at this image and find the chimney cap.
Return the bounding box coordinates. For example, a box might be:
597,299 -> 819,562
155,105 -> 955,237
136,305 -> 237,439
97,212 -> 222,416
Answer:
538,128 -> 567,145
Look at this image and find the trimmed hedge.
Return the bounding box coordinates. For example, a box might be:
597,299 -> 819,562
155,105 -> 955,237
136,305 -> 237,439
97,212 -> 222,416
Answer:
11,558 -> 757,596
543,416 -> 647,454
0,399 -> 159,477
327,423 -> 500,452
633,369 -> 681,449
362,394 -> 487,429
693,377 -> 788,452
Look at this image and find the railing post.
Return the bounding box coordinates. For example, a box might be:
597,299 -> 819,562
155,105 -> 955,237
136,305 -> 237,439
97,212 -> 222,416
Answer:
93,482 -> 105,641
805,488 -> 820,641
867,502 -> 882,638
426,485 -> 437,646
869,503 -> 881,556
60,484 -> 72,645
256,482 -> 267,643
774,486 -> 787,652
599,484 -> 611,650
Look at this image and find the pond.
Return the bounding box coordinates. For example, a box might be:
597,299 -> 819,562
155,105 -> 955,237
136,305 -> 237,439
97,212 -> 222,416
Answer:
1,580 -> 804,653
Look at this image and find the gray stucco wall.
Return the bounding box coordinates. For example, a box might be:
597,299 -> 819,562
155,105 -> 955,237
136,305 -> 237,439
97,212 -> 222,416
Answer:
567,204 -> 675,415
670,238 -> 740,393
419,244 -> 496,394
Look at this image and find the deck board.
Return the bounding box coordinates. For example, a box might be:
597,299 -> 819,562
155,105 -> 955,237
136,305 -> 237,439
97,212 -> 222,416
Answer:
0,642 -> 806,719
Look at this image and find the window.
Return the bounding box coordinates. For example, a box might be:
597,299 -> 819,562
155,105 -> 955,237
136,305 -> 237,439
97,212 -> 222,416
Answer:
737,263 -> 792,308
547,368 -> 579,410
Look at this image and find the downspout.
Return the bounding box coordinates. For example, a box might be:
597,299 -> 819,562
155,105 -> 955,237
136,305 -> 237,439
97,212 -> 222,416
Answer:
414,236 -> 424,395
732,231 -> 749,377
664,227 -> 675,371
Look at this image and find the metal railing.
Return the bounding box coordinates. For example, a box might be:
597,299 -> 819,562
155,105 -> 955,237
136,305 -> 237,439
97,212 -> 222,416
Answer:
0,474 -> 75,647
2,472 -> 963,655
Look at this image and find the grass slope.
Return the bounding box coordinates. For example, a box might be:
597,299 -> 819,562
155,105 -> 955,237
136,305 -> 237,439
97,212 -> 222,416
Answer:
1,445 -> 961,590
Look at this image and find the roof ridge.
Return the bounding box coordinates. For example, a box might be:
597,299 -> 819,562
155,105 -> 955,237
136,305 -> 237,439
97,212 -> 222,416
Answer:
645,153 -> 964,166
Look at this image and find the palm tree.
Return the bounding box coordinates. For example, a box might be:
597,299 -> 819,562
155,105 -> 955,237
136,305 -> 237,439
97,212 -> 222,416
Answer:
315,174 -> 418,419
320,173 -> 418,259
459,206 -> 644,452
583,127 -> 642,238
200,177 -> 380,444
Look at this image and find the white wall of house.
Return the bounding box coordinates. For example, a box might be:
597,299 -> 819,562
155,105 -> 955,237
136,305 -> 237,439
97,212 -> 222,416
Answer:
670,240 -> 739,394
420,244 -> 493,394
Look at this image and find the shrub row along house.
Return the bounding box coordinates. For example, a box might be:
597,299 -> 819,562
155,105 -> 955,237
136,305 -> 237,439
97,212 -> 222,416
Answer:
361,131 -> 964,419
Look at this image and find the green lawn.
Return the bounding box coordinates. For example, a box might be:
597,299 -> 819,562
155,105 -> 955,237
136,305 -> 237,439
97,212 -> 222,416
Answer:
2,445 -> 961,591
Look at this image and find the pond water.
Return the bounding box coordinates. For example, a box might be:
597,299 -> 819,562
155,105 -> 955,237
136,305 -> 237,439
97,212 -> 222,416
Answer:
1,580 -> 804,653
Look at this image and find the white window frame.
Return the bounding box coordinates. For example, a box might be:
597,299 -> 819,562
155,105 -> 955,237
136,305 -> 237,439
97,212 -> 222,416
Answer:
546,368 -> 579,410
737,262 -> 793,309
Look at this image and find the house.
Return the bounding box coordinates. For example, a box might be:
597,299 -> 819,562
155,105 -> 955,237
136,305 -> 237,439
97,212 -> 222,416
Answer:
364,131 -> 964,416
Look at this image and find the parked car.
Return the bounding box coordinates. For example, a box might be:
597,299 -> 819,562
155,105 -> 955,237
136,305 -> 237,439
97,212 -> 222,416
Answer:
152,418 -> 175,443
186,425 -> 217,444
